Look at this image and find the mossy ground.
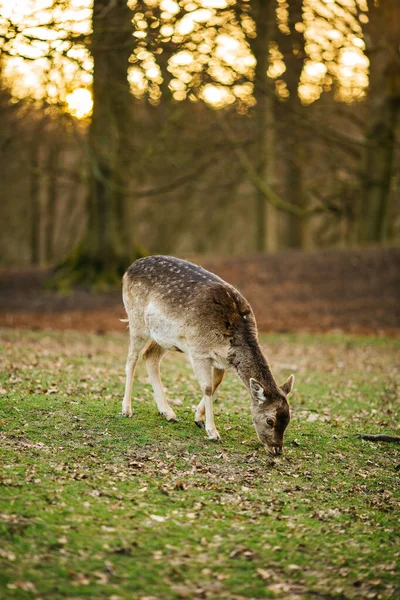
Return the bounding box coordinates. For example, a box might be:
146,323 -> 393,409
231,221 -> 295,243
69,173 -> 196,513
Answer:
0,330 -> 399,599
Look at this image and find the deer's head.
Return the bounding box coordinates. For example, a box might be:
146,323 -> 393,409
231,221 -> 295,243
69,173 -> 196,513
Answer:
249,375 -> 294,456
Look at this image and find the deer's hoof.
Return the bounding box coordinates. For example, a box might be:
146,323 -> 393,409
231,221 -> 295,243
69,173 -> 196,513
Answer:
195,420 -> 206,429
206,429 -> 222,442
167,416 -> 180,423
159,411 -> 179,423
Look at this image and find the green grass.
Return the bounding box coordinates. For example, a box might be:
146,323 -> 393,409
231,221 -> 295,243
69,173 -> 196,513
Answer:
0,329 -> 399,599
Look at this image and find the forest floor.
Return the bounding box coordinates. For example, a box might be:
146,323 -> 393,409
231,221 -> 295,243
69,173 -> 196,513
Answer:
0,329 -> 399,599
0,246 -> 399,336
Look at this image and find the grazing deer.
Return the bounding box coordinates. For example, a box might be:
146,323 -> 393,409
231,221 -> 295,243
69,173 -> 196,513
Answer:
122,256 -> 294,455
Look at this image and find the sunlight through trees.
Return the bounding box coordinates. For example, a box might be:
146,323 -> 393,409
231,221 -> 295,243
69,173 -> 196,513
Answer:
1,0 -> 370,115
0,0 -> 398,274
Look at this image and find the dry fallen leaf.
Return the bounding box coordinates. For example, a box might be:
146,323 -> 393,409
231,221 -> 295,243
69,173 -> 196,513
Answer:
149,514 -> 167,522
7,580 -> 37,592
104,560 -> 116,575
257,568 -> 274,581
307,413 -> 319,422
93,570 -> 109,584
71,573 -> 90,586
174,480 -> 185,490
229,546 -> 257,560
170,584 -> 193,598
268,582 -> 291,593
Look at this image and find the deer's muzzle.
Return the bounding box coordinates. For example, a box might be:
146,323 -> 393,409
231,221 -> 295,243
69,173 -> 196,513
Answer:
266,444 -> 283,456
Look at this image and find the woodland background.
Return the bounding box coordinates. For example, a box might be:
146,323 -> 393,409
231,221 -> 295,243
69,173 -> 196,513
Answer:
0,5 -> 399,598
0,0 -> 399,281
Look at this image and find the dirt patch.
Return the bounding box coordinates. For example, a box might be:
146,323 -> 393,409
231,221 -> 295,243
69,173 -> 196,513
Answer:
0,247 -> 399,335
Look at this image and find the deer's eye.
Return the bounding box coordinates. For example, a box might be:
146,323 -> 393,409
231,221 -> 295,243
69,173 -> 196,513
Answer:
266,418 -> 274,427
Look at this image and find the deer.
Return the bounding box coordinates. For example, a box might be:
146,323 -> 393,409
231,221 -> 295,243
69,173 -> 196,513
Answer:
121,256 -> 294,456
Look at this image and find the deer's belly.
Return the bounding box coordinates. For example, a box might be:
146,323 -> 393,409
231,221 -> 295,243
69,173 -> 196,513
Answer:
145,304 -> 188,352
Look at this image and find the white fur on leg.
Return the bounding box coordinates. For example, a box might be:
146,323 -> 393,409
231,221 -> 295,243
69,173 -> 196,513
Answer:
194,399 -> 206,429
204,394 -> 220,441
190,355 -> 221,441
152,383 -> 177,421
122,335 -> 147,417
195,398 -> 205,424
122,354 -> 137,417
145,350 -> 177,422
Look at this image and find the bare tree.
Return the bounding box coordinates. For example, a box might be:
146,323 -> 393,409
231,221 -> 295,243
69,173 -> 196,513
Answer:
57,0 -> 140,285
247,0 -> 278,252
360,0 -> 400,242
277,0 -> 307,248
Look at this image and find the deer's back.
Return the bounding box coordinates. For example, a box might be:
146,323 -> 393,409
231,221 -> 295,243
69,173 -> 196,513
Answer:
124,255 -> 224,294
123,256 -> 256,350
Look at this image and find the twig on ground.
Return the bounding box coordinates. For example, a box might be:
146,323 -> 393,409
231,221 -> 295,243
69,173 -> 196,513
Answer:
358,434 -> 400,443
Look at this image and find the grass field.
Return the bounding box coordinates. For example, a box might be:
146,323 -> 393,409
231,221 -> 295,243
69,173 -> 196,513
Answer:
0,329 -> 399,599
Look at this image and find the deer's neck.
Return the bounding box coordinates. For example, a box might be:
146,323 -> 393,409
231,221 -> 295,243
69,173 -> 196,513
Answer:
228,335 -> 278,392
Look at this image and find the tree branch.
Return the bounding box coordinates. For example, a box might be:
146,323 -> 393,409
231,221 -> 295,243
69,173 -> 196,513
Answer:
216,111 -> 319,218
67,114 -> 216,198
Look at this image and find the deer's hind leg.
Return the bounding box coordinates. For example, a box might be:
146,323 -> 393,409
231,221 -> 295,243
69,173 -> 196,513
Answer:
143,341 -> 178,422
195,367 -> 224,429
122,322 -> 148,417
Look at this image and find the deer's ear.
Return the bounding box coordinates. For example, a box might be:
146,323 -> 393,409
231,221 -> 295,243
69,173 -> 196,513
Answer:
249,378 -> 267,404
280,374 -> 295,396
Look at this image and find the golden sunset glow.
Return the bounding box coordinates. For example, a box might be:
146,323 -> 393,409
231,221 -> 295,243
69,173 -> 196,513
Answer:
66,87 -> 93,118
0,0 -> 370,116
0,0 -> 92,113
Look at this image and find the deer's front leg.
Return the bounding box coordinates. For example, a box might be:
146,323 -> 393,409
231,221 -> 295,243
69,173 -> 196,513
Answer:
194,367 -> 225,429
195,398 -> 205,429
191,357 -> 221,442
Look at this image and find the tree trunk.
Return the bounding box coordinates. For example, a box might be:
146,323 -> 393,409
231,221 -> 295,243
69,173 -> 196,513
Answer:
362,99 -> 398,242
30,119 -> 44,265
248,0 -> 278,253
52,0 -> 140,286
278,0 -> 307,248
45,134 -> 59,263
360,0 -> 400,243
87,0 -> 135,268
